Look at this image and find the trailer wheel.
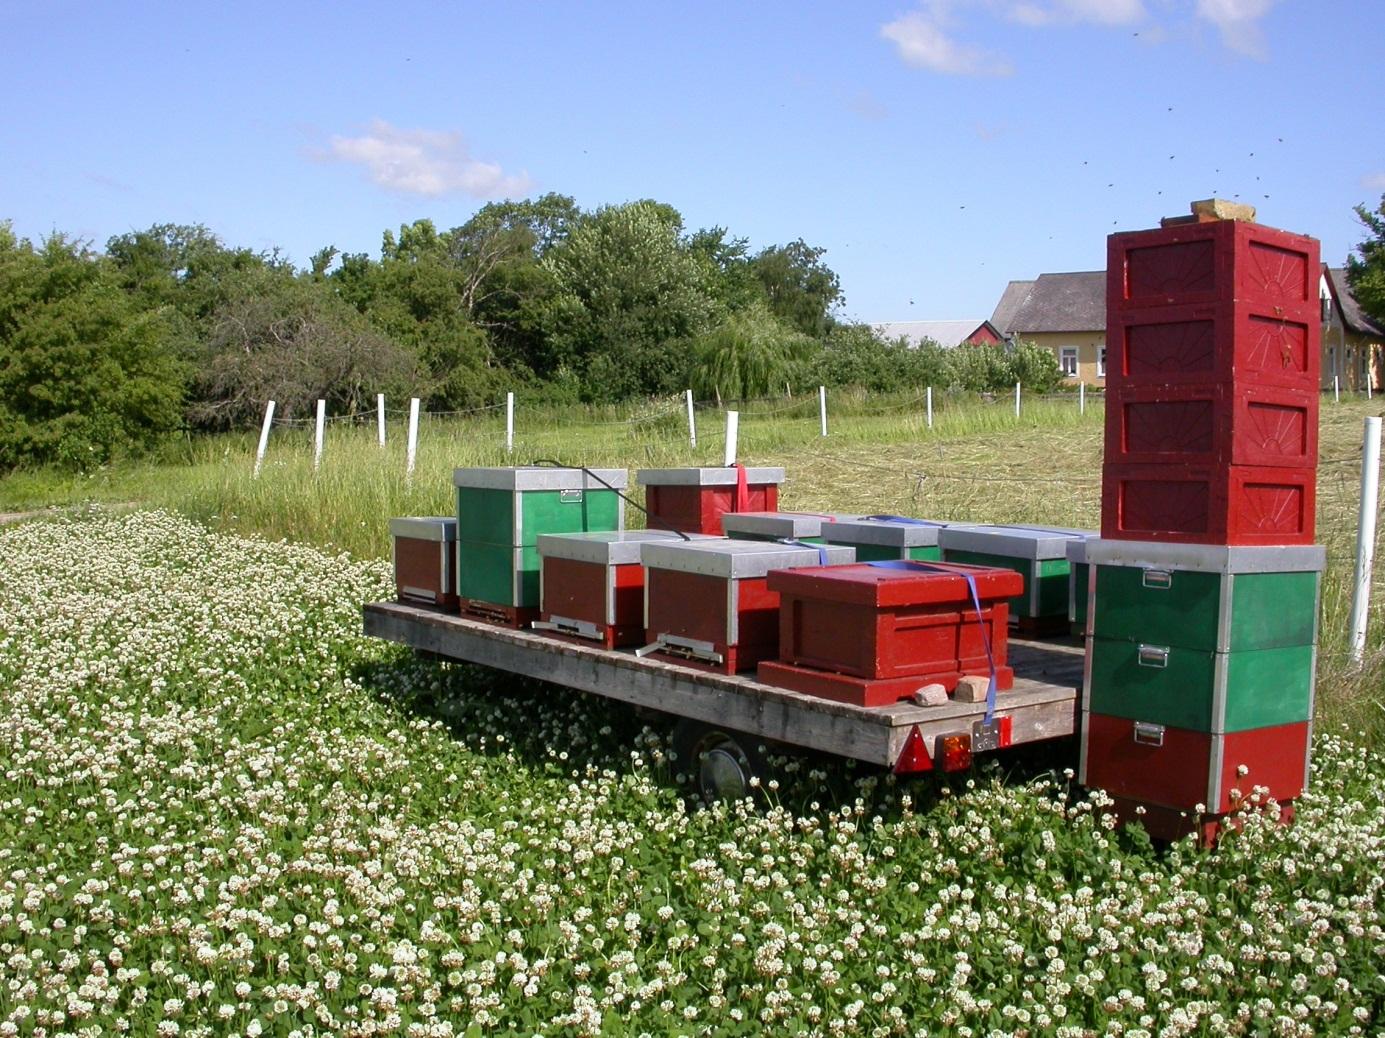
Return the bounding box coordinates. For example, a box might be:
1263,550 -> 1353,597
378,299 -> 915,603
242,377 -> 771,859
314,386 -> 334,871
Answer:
672,719 -> 769,803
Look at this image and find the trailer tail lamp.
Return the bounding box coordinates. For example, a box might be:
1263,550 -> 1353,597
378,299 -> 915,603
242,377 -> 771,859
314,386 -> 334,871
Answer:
893,726 -> 933,774
939,733 -> 972,772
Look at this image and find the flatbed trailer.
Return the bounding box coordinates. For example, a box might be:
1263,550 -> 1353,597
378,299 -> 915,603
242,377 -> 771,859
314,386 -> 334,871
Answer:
364,601 -> 1083,792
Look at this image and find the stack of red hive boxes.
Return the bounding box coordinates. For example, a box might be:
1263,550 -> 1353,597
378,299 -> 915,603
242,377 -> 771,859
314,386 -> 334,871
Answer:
1100,206 -> 1320,543
1083,201 -> 1323,841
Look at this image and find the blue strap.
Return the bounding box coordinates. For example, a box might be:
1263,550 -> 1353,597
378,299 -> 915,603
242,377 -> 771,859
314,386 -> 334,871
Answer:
865,560 -> 997,722
779,538 -> 829,566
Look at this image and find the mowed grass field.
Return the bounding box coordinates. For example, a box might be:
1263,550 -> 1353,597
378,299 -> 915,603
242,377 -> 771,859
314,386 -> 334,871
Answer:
1,392 -> 1383,1035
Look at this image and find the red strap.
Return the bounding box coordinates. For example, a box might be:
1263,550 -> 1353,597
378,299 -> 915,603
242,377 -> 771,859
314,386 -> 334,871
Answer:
733,463 -> 750,512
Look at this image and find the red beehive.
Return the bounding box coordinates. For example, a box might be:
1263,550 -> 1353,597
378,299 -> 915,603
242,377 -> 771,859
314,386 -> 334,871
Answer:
1104,382 -> 1318,469
756,561 -> 1021,707
1105,301 -> 1319,394
637,467 -> 785,535
641,539 -> 855,674
1080,712 -> 1309,815
1108,217 -> 1320,317
389,517 -> 458,609
1100,461 -> 1315,545
536,531 -> 708,649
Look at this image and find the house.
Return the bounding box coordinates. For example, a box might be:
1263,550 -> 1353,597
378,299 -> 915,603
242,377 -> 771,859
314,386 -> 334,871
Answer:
873,319 -> 1005,349
989,265 -> 1384,391
1321,267 -> 1384,391
989,271 -> 1107,383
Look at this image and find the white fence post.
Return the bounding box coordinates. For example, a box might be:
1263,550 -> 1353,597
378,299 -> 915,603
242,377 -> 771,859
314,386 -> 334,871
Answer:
1335,376 -> 1341,403
723,410 -> 739,466
313,399 -> 326,471
1350,416 -> 1382,664
253,400 -> 275,478
377,394 -> 386,447
1079,381 -> 1086,415
1015,381 -> 1021,417
686,389 -> 697,448
819,385 -> 828,437
506,391 -> 515,454
926,386 -> 933,430
406,398 -> 420,478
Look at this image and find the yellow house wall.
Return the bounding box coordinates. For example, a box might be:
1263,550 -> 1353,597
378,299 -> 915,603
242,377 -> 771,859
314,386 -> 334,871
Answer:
1321,326 -> 1383,392
1024,332 -> 1108,385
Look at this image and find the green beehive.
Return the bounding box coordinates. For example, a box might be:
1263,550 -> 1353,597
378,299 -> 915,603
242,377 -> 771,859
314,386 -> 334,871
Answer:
937,525 -> 1095,622
820,517 -> 958,562
453,467 -> 627,608
1083,540 -> 1324,734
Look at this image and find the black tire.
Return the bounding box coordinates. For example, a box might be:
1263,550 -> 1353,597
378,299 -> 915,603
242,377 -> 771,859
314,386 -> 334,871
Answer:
671,719 -> 772,803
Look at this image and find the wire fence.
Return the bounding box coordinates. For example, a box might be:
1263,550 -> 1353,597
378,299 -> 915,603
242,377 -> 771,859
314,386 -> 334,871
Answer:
251,384 -> 1382,488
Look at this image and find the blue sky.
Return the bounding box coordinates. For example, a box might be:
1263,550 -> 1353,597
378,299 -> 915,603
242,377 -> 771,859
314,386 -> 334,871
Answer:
4,1 -> 1382,324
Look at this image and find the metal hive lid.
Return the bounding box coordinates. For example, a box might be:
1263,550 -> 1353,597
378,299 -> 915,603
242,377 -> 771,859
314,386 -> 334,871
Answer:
388,516 -> 457,541
640,538 -> 855,579
537,530 -> 715,565
452,466 -> 629,491
637,466 -> 786,486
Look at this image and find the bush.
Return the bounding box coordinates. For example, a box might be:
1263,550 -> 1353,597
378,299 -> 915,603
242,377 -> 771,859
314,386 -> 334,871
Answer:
809,323 -> 948,393
0,227 -> 187,470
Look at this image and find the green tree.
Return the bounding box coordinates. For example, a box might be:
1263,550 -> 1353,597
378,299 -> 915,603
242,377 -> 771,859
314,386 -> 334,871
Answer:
691,303 -> 815,400
535,200 -> 719,400
326,220 -> 510,409
1003,340 -> 1063,393
0,225 -> 186,469
191,267 -> 420,429
751,239 -> 843,337
1347,194 -> 1385,323
105,223 -> 270,324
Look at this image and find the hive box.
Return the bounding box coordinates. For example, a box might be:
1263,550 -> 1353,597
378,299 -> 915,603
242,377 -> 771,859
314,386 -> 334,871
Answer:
820,517 -> 950,562
720,511 -> 859,544
1108,218 -> 1320,319
389,517 -> 458,609
637,467 -> 785,535
938,525 -> 1095,628
536,530 -> 709,649
641,539 -> 855,674
1100,462 -> 1315,545
756,561 -> 1022,707
1104,382 -> 1318,470
453,467 -> 627,623
1082,540 -> 1322,734
1080,711 -> 1310,816
1105,302 -> 1319,394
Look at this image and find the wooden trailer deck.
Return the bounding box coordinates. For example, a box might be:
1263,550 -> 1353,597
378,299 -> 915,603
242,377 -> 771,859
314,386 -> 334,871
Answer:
364,601 -> 1083,769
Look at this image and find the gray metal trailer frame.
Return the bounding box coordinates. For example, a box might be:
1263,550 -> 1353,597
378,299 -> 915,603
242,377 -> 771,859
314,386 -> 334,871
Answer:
363,601 -> 1083,771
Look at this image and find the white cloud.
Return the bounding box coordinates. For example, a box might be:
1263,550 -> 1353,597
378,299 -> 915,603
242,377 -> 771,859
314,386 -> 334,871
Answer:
881,9 -> 1013,76
1194,0 -> 1275,58
1007,0 -> 1146,26
325,119 -> 532,199
1363,172 -> 1385,192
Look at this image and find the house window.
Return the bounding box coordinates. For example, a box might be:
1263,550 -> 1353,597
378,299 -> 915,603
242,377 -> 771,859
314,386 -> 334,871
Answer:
1097,345 -> 1107,378
1059,346 -> 1079,377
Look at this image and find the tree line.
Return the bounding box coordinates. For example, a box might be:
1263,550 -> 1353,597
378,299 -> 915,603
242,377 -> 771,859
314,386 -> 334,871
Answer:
0,194 -> 1067,470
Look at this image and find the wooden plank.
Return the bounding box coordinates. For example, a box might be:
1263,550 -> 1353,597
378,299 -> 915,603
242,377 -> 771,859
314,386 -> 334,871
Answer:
363,602 -> 1080,768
